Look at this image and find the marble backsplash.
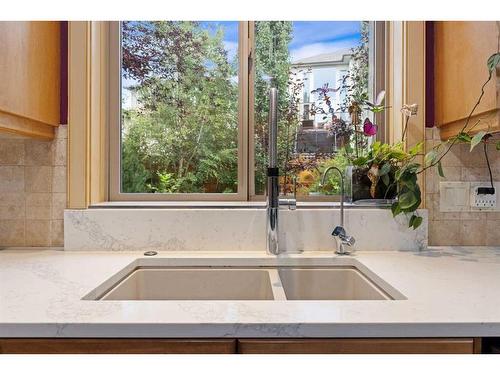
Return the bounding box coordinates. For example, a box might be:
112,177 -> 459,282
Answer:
64,208 -> 428,252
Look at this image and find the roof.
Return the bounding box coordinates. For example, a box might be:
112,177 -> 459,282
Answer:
292,48 -> 352,66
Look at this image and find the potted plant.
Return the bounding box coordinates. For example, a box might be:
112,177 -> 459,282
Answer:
347,102 -> 424,228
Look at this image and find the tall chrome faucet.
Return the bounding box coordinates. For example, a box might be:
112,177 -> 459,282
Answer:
266,87 -> 296,255
321,166 -> 355,255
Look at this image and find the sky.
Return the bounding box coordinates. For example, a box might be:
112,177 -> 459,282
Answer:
123,21 -> 362,91
200,21 -> 362,62
289,21 -> 361,61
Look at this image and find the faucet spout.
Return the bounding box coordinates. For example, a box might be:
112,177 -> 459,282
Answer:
266,87 -> 296,255
321,166 -> 344,227
321,166 -> 355,255
266,87 -> 279,255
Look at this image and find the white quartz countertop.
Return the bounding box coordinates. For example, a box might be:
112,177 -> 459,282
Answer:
1,247 -> 500,338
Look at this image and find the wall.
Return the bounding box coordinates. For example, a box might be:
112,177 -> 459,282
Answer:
0,126 -> 67,247
6,121 -> 499,249
425,127 -> 500,246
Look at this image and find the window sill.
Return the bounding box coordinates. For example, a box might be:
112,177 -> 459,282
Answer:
89,201 -> 392,209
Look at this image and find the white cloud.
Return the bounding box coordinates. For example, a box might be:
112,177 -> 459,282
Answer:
290,40 -> 358,62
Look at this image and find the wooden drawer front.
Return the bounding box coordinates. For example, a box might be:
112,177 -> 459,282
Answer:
0,339 -> 236,354
237,338 -> 476,354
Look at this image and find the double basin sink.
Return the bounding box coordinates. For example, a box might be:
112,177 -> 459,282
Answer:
86,258 -> 404,301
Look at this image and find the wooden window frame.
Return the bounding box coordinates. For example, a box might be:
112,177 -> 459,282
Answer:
68,21 -> 109,208
68,21 -> 425,208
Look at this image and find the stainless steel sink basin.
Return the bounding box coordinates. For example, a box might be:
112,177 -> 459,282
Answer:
85,258 -> 403,301
101,268 -> 275,300
278,267 -> 390,300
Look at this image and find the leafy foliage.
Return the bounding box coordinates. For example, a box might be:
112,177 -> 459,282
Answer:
422,49 -> 500,182
376,39 -> 500,229
487,52 -> 500,73
353,140 -> 424,229
121,21 -> 238,193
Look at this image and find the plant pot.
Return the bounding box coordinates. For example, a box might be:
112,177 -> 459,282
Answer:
345,165 -> 398,203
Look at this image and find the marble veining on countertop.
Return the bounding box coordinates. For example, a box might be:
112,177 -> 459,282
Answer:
1,246 -> 500,338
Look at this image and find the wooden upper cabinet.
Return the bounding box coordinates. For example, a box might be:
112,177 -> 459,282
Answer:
434,21 -> 500,140
0,21 -> 60,140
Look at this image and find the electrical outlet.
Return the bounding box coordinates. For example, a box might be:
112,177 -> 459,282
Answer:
470,182 -> 497,210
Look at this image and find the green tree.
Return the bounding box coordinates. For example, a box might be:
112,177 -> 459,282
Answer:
121,21 -> 239,193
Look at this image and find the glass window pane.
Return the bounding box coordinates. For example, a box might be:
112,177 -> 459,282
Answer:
121,21 -> 239,194
253,21 -> 372,197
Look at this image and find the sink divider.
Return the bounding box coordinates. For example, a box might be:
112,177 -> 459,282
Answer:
267,269 -> 287,300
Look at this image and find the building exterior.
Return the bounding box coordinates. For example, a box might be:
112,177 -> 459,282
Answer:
122,85 -> 139,111
291,49 -> 352,154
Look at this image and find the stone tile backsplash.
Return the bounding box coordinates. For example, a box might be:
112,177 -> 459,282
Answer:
1,124 -> 497,248
425,127 -> 500,246
0,126 -> 67,247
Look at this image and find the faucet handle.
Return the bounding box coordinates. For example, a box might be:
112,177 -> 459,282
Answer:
279,198 -> 296,210
332,226 -> 355,255
332,226 -> 346,237
332,226 -> 355,246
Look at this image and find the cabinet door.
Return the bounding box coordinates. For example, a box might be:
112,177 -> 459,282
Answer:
237,338 -> 477,354
434,21 -> 500,140
0,339 -> 236,354
0,21 -> 60,139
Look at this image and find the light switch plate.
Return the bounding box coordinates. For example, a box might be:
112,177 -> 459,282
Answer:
470,182 -> 498,210
439,182 -> 470,212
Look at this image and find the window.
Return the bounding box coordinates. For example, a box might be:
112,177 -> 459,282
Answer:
109,21 -> 384,201
110,21 -> 246,200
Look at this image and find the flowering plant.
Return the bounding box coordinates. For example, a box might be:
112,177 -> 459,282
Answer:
310,85 -> 379,156
311,80 -> 425,228
309,30 -> 500,230
352,49 -> 500,230
352,103 -> 424,229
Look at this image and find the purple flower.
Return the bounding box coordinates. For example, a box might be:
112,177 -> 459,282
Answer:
311,83 -> 339,96
363,118 -> 377,136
